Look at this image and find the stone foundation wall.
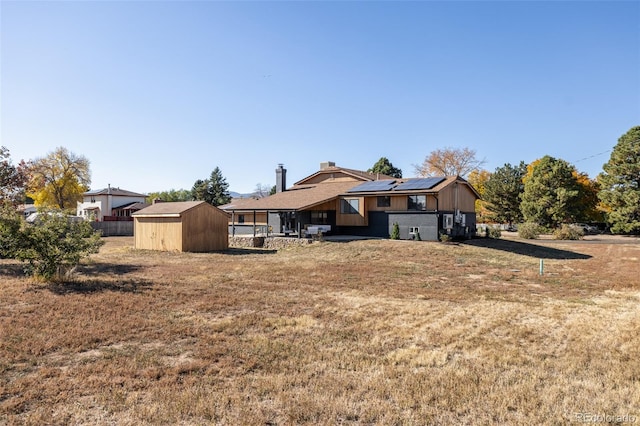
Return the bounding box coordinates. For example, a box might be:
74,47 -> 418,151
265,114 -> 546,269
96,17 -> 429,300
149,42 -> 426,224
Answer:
229,236 -> 315,249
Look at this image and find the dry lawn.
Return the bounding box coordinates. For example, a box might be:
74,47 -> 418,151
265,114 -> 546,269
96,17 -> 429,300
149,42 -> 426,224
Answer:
1,236 -> 639,425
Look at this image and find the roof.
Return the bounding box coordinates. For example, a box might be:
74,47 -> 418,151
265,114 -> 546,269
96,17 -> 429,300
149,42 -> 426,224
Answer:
221,181 -> 360,211
294,165 -> 394,186
133,201 -> 229,217
221,176 -> 479,212
84,187 -> 147,197
113,202 -> 149,211
345,176 -> 480,198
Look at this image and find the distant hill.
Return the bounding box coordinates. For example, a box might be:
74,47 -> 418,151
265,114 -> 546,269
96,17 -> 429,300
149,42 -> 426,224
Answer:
229,191 -> 253,199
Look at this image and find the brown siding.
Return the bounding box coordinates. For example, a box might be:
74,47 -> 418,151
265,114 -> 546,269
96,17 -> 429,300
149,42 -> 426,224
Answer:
232,212 -> 268,225
336,196 -> 367,226
309,199 -> 338,211
366,194 -> 441,212
134,217 -> 183,251
437,183 -> 476,212
134,203 -> 229,253
181,204 -> 229,252
303,172 -> 361,184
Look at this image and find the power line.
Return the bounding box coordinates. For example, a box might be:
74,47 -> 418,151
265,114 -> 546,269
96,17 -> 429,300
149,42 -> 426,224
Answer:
573,149 -> 611,164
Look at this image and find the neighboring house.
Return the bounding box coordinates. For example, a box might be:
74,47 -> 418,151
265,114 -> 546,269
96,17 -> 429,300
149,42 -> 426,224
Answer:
132,201 -> 229,252
220,162 -> 479,241
76,185 -> 148,221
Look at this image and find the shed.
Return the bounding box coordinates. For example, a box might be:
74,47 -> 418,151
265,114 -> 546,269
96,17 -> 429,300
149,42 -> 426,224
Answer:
133,201 -> 229,252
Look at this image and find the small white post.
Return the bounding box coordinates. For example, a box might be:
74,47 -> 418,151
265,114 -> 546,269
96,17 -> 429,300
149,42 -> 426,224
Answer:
539,259 -> 544,276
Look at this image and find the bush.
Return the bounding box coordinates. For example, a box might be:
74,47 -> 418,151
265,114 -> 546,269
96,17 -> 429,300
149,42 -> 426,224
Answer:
0,205 -> 24,258
553,224 -> 584,240
518,222 -> 541,239
1,208 -> 104,281
487,226 -> 502,239
390,222 -> 400,240
439,233 -> 452,243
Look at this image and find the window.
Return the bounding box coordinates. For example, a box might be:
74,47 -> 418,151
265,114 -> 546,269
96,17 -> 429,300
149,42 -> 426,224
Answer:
340,198 -> 359,214
408,195 -> 426,211
377,196 -> 391,208
311,211 -> 328,224
238,214 -> 245,224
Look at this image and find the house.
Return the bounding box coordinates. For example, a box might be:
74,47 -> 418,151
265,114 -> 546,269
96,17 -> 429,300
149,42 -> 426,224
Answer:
76,185 -> 148,221
132,201 -> 229,252
220,162 -> 479,241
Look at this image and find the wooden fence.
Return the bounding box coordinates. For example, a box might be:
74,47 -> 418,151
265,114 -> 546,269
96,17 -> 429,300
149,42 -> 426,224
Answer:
91,221 -> 133,237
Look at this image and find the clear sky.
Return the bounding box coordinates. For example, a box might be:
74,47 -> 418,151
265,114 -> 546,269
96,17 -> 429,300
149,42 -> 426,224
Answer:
2,1 -> 639,195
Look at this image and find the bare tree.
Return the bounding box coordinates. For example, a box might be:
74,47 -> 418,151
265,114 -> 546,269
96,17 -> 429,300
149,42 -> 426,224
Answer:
252,183 -> 273,199
413,147 -> 485,178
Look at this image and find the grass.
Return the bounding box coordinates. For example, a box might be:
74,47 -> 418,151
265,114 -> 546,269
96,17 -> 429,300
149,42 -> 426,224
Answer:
1,236 -> 639,425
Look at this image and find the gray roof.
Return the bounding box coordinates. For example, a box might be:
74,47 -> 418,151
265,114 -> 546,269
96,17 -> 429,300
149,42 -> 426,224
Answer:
84,187 -> 146,197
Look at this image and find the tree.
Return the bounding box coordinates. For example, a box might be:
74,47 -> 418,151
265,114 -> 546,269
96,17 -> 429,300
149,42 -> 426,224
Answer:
368,157 -> 402,178
0,146 -> 28,206
26,147 -> 91,211
252,183 -> 273,199
191,179 -> 208,201
598,126 -> 640,234
192,167 -> 232,206
467,169 -> 491,222
520,156 -> 583,228
146,189 -> 192,203
483,162 -> 526,225
413,147 -> 485,178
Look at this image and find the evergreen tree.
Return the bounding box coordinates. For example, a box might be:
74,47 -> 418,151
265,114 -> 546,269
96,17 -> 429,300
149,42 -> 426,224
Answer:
191,179 -> 208,201
368,157 -> 403,178
598,126 -> 640,234
192,168 -> 232,206
483,162 -> 526,225
520,156 -> 582,228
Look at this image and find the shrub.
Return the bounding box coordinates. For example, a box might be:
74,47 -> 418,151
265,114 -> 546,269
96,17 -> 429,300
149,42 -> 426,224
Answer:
518,222 -> 541,239
553,224 -> 584,240
0,205 -> 24,258
439,233 -> 452,243
488,226 -> 502,239
390,222 -> 400,240
2,210 -> 104,281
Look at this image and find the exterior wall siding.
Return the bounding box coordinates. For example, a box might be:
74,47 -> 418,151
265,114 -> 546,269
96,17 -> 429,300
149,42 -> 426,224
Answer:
388,213 -> 439,241
181,205 -> 229,252
134,217 -> 183,251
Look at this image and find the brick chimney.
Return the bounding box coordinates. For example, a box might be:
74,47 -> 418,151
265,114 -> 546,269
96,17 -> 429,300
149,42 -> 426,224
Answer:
276,164 -> 287,193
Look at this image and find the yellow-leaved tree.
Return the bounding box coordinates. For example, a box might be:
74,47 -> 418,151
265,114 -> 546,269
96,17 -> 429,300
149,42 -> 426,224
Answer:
467,169 -> 491,222
27,147 -> 91,211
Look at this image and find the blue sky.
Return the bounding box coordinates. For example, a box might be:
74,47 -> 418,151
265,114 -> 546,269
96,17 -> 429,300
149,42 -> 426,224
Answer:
2,1 -> 639,195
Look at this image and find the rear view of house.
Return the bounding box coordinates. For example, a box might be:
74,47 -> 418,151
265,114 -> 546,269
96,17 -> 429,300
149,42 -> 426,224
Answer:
221,162 -> 479,241
133,201 -> 229,252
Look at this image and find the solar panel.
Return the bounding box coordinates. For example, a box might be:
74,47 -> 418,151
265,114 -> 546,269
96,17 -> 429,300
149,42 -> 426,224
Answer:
346,180 -> 396,193
393,177 -> 445,191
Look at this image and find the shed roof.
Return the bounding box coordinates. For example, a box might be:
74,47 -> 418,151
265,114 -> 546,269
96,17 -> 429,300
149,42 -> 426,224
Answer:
133,201 -> 229,218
